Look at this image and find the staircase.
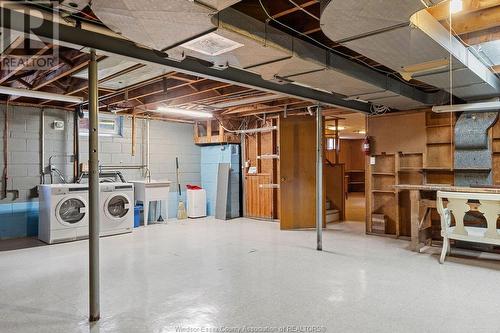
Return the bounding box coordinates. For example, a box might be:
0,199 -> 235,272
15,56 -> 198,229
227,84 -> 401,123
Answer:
325,199 -> 340,223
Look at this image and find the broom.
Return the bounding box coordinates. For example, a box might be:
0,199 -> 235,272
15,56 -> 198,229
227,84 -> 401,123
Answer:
176,157 -> 187,220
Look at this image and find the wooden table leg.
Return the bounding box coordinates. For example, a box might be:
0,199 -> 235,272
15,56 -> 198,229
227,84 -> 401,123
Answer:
410,189 -> 421,252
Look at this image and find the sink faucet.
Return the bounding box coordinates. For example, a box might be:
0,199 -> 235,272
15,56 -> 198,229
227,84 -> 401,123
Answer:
144,167 -> 152,183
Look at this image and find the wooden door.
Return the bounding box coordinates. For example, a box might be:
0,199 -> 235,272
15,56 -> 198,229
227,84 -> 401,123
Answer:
279,115 -> 319,229
245,174 -> 273,219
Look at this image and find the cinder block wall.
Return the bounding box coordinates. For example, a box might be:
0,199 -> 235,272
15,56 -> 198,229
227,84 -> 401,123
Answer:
0,104 -> 201,239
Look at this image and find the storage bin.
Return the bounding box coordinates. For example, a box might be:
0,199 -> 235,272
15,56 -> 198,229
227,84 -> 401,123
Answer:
134,205 -> 143,228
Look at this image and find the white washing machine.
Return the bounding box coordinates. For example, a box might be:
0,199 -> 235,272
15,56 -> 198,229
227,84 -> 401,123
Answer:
100,183 -> 134,236
38,184 -> 89,244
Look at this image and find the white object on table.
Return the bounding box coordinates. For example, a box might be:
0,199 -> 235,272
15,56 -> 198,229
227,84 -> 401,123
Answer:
187,189 -> 207,218
130,180 -> 171,226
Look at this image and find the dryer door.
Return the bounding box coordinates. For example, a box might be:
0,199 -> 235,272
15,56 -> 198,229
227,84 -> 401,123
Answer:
105,194 -> 131,220
56,196 -> 87,225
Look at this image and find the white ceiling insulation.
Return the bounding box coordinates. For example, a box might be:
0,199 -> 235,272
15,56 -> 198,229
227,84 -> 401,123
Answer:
90,0 -> 227,51
90,0 -> 435,110
73,57 -> 174,90
320,0 -> 500,101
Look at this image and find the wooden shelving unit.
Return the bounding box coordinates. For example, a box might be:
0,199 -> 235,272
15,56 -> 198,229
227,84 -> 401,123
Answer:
424,112 -> 455,185
397,152 -> 424,237
368,153 -> 399,236
346,169 -> 365,192
194,120 -> 240,145
398,152 -> 423,186
491,118 -> 500,185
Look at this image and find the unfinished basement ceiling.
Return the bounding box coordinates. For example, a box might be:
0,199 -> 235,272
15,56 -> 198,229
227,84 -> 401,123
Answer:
320,0 -> 500,101
73,58 -> 174,90
89,0 -> 438,111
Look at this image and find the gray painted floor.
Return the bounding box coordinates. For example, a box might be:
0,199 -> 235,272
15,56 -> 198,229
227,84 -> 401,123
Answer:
1,218 -> 500,332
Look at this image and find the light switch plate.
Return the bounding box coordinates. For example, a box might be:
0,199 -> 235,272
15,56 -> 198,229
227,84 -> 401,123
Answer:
370,156 -> 376,165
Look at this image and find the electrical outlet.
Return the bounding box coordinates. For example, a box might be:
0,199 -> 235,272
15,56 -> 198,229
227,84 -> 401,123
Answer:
53,120 -> 65,130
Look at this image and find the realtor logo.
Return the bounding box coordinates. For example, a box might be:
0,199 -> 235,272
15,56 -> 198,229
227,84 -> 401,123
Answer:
0,1 -> 59,71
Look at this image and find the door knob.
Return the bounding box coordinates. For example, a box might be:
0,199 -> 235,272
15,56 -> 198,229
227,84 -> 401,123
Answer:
280,177 -> 286,182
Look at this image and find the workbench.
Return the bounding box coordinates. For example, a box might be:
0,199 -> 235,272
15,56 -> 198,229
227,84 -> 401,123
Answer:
394,184 -> 500,252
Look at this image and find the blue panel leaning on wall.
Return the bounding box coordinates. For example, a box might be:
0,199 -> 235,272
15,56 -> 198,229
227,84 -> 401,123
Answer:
0,201 -> 39,240
200,144 -> 240,217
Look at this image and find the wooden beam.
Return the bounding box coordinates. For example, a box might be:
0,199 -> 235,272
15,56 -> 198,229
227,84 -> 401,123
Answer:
0,44 -> 52,84
492,64 -> 500,73
427,0 -> 500,21
31,54 -> 97,90
460,25 -> 500,44
272,0 -> 317,19
450,5 -> 500,35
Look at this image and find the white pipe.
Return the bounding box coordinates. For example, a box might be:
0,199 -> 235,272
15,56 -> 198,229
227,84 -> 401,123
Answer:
0,86 -> 83,103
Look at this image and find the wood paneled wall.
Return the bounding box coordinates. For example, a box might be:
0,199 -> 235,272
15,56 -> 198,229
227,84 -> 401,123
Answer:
243,118 -> 280,219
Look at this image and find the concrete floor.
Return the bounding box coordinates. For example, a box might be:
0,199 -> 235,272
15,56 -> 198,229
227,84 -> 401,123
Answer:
1,218 -> 500,332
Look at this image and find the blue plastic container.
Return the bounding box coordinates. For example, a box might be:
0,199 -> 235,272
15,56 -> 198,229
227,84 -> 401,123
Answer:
134,205 -> 142,228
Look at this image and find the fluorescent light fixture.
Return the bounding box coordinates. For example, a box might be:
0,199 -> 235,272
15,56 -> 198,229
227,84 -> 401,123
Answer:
327,126 -> 345,131
156,106 -> 213,118
0,85 -> 83,103
450,0 -> 463,14
432,101 -> 500,113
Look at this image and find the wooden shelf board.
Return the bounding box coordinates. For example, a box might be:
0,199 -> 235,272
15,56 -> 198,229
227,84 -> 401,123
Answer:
372,172 -> 396,176
426,142 -> 452,146
372,190 -> 396,194
398,167 -> 423,172
347,170 -> 365,173
349,181 -> 365,185
423,167 -> 453,171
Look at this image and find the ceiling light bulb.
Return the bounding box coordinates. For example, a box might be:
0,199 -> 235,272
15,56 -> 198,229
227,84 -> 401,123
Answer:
156,106 -> 213,118
450,0 -> 463,14
358,130 -> 366,135
327,126 -> 345,131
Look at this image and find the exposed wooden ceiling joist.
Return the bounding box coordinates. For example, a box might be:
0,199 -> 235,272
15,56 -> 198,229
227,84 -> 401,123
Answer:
271,0 -> 317,19
427,0 -> 500,21
449,5 -> 500,36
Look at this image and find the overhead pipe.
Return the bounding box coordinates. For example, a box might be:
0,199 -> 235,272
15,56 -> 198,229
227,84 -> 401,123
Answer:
88,49 -> 100,322
39,108 -> 45,184
145,117 -> 151,182
73,109 -> 80,181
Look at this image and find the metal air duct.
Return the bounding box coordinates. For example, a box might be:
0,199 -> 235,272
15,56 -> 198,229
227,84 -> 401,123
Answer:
320,0 -> 500,101
90,0 -> 440,110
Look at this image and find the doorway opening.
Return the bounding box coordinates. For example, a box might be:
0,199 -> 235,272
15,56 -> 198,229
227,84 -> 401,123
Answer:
325,113 -> 367,231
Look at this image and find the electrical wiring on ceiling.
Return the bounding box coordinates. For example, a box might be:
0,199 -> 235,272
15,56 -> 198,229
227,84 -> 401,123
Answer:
256,0 -> 432,89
